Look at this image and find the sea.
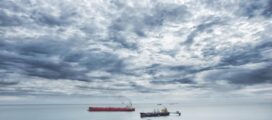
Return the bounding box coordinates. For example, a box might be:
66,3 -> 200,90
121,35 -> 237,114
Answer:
0,103 -> 271,120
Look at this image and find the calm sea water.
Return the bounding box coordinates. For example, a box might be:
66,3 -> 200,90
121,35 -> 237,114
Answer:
0,103 -> 271,120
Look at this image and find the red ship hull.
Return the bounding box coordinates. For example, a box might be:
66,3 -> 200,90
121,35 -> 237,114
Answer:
88,107 -> 135,112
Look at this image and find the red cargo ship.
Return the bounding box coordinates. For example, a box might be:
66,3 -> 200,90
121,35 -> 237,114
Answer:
88,97 -> 135,112
88,106 -> 135,112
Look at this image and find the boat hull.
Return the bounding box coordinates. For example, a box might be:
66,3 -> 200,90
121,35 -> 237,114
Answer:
140,112 -> 170,118
88,107 -> 135,112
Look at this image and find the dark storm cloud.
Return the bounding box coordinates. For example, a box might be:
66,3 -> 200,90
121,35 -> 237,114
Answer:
229,66 -> 272,85
76,52 -> 126,74
0,51 -> 83,81
220,40 -> 272,66
238,0 -> 266,18
237,0 -> 272,18
262,0 -> 272,17
1,39 -> 77,79
150,78 -> 195,85
199,40 -> 272,86
202,62 -> 272,85
0,37 -> 125,81
0,81 -> 18,86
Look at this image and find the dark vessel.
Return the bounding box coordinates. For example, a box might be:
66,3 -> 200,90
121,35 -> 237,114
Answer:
140,112 -> 170,117
140,107 -> 181,118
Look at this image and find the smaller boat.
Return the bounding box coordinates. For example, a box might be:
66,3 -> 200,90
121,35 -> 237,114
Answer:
140,112 -> 170,118
140,107 -> 181,118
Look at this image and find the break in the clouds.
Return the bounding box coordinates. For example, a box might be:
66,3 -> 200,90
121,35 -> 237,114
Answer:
0,0 -> 272,102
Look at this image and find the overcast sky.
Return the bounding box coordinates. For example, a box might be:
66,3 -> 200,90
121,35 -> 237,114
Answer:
0,0 -> 272,104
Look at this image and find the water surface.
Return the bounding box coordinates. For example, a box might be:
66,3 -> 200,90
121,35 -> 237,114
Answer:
0,103 -> 271,120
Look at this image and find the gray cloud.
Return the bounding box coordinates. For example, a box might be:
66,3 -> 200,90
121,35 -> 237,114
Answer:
262,0 -> 272,17
217,36 -> 272,67
31,9 -> 77,26
237,0 -> 272,18
199,62 -> 272,85
150,78 -> 195,85
143,3 -> 190,27
183,17 -> 223,46
106,2 -> 190,49
0,39 -> 126,81
0,81 -> 18,86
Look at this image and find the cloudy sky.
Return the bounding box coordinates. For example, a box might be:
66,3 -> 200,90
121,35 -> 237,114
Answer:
0,0 -> 272,104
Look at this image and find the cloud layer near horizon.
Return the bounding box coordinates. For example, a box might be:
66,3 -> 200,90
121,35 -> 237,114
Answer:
0,0 -> 272,101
